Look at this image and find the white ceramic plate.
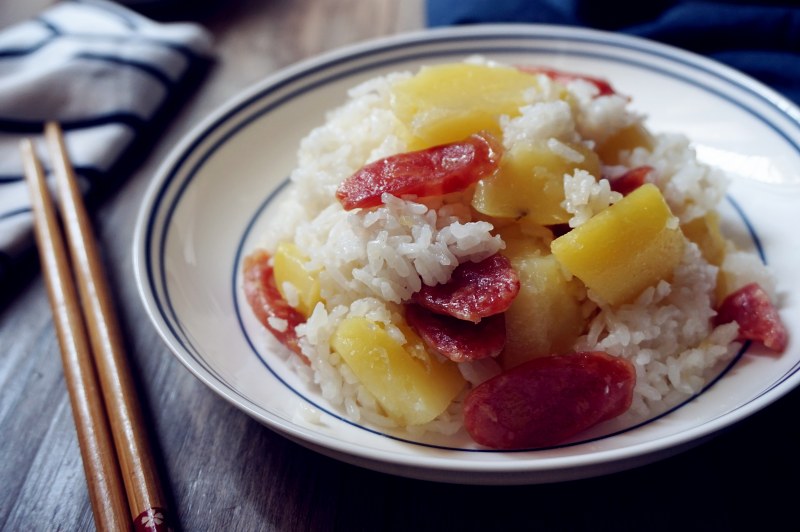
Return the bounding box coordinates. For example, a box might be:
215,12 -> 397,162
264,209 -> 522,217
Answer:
133,25 -> 800,484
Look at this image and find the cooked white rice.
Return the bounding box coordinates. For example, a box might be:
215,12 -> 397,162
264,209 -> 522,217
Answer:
257,58 -> 773,437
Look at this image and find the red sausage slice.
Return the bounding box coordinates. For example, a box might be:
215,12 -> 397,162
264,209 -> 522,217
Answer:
714,282 -> 788,352
335,131 -> 503,210
464,352 -> 636,449
609,165 -> 652,196
517,66 -> 618,97
243,250 -> 308,363
405,303 -> 506,363
411,253 -> 520,323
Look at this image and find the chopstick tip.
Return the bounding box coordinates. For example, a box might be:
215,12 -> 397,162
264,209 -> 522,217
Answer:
18,138 -> 41,177
19,137 -> 34,153
45,121 -> 63,140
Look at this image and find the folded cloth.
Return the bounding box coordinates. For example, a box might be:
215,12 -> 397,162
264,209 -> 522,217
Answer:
0,0 -> 213,294
426,0 -> 800,106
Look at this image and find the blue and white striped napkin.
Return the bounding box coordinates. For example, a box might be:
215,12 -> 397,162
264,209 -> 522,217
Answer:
0,0 -> 213,293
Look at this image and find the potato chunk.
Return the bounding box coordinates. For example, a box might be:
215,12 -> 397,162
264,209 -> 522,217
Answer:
595,122 -> 654,165
681,212 -> 725,266
331,317 -> 465,425
495,222 -> 553,259
273,242 -> 321,317
472,140 -> 601,224
499,234 -> 585,369
551,183 -> 685,306
391,63 -> 539,149
681,212 -> 728,302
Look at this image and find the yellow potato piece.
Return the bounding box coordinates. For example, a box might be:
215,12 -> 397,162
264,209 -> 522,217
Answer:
498,224 -> 583,368
273,242 -> 322,317
550,183 -> 685,306
681,212 -> 728,302
681,212 -> 726,266
595,122 -> 654,165
472,140 -> 601,224
391,63 -> 539,149
500,251 -> 586,369
331,317 -> 465,426
495,222 -> 553,259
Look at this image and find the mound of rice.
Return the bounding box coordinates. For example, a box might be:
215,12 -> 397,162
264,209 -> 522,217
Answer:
257,58 -> 772,435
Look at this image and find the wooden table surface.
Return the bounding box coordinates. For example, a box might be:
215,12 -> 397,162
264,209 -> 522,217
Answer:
2,1 -> 799,530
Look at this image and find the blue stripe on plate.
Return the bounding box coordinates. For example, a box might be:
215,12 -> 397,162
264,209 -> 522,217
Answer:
727,196 -> 766,263
145,30 -> 800,452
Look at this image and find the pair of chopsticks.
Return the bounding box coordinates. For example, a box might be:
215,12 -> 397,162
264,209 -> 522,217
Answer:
21,123 -> 171,532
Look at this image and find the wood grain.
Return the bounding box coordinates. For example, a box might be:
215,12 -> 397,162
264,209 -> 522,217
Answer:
45,122 -> 170,530
20,138 -> 130,531
2,1 -> 799,531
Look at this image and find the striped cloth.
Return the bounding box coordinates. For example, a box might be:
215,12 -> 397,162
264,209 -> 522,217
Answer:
0,0 -> 212,293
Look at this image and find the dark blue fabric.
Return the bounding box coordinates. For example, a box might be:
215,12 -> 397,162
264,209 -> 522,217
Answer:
426,0 -> 800,105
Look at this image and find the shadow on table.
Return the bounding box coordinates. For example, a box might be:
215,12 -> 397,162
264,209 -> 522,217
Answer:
227,383 -> 800,531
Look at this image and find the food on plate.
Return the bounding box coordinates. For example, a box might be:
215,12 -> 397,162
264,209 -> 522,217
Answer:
464,351 -> 636,449
243,59 -> 788,449
714,283 -> 788,352
550,183 -> 686,306
243,250 -> 306,361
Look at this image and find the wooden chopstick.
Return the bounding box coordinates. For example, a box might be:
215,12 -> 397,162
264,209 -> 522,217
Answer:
22,123 -> 172,531
20,138 -> 131,531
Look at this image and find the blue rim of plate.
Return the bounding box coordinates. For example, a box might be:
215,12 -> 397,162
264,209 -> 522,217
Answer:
140,25 -> 800,458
